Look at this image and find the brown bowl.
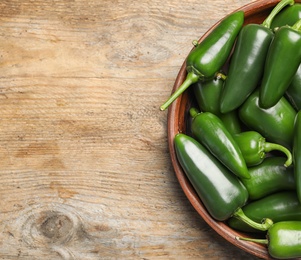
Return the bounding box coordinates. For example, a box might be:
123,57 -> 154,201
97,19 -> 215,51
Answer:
167,0 -> 301,259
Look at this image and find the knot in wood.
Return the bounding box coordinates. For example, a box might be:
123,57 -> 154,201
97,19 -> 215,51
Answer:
40,213 -> 73,242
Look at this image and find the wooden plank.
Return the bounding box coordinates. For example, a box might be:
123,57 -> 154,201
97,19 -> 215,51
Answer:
0,0 -> 259,259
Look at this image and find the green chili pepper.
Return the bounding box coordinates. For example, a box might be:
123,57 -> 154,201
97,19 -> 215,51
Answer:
160,11 -> 244,111
174,133 -> 273,231
228,191 -> 301,233
218,111 -> 241,135
192,74 -> 241,135
293,111 -> 301,203
193,74 -> 224,115
239,89 -> 296,149
260,18 -> 301,109
239,157 -> 295,201
271,3 -> 301,29
233,131 -> 292,167
286,64 -> 301,110
236,221 -> 301,259
189,108 -> 249,179
220,0 -> 294,114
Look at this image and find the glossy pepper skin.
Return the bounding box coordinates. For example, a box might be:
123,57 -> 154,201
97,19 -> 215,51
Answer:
293,111 -> 301,203
220,24 -> 273,113
174,133 -> 273,231
220,0 -> 294,113
237,221 -> 301,259
185,11 -> 243,80
219,111 -> 241,136
228,191 -> 301,233
193,75 -> 224,115
160,11 -> 244,111
271,3 -> 301,29
189,108 -> 249,179
268,221 -> 301,259
233,131 -> 292,167
174,133 -> 248,221
239,157 -> 295,201
260,19 -> 301,109
192,75 -> 241,135
286,64 -> 301,110
239,90 -> 296,150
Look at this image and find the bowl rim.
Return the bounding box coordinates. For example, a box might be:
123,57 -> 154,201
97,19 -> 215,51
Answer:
167,0 -> 301,259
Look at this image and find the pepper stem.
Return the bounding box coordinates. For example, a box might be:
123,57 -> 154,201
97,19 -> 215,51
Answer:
189,107 -> 200,119
264,142 -> 293,167
292,18 -> 301,32
215,71 -> 227,81
235,236 -> 269,245
232,208 -> 273,231
160,71 -> 199,111
261,0 -> 294,29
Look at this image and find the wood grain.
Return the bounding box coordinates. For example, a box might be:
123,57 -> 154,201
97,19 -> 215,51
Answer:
0,0 -> 260,259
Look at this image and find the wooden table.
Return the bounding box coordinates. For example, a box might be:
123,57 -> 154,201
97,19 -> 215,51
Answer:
0,0 -> 261,259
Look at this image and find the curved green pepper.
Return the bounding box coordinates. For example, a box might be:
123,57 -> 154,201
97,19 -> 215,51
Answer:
286,64 -> 301,110
160,11 -> 244,111
239,157 -> 295,201
190,108 -> 249,179
239,89 -> 296,149
260,18 -> 301,109
174,133 -> 273,231
228,191 -> 301,233
293,111 -> 301,203
271,3 -> 301,29
193,75 -> 224,115
237,221 -> 301,259
192,75 -> 241,135
233,131 -> 292,167
220,0 -> 293,114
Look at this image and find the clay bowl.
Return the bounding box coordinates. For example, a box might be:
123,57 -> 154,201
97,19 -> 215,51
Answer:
167,0 -> 301,259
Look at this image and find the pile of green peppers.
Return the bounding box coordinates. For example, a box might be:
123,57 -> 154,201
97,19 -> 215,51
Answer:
162,0 -> 301,259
